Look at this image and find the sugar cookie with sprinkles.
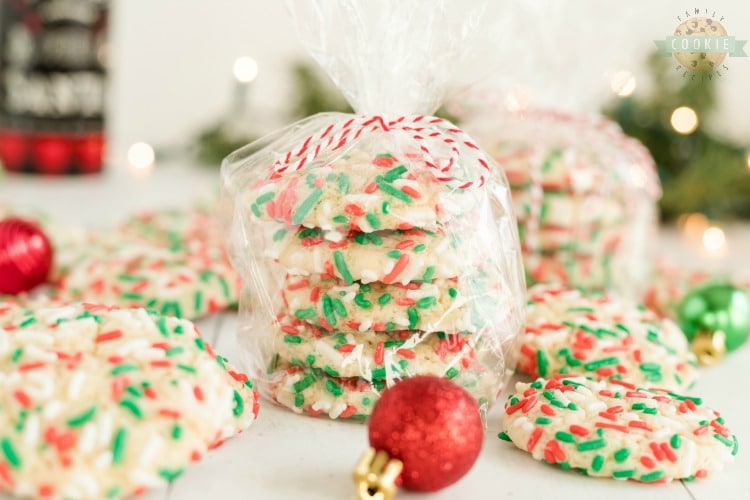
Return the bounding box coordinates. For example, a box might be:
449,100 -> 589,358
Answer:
499,376 -> 738,482
282,274 -> 480,333
272,226 -> 463,284
61,242 -> 239,319
270,313 -> 485,380
119,208 -> 226,254
267,358 -> 495,420
245,148 -> 473,232
0,303 -> 258,500
518,285 -> 697,391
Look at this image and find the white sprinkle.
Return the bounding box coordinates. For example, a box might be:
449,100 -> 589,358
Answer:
78,422 -> 97,453
22,414 -> 40,447
68,370 -> 87,399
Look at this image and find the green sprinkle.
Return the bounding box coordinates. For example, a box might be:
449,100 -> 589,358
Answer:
325,379 -> 344,397
714,433 -> 734,447
537,350 -> 549,377
381,201 -> 390,214
10,347 -> 23,363
407,307 -> 419,329
639,362 -> 662,372
498,431 -> 512,442
583,357 -> 619,371
255,191 -> 274,204
447,288 -> 458,299
331,298 -> 347,318
111,364 -> 139,376
613,448 -> 630,462
421,266 -> 435,282
670,434 -> 681,449
283,335 -> 303,344
156,317 -> 169,337
387,250 -> 402,258
323,366 -> 340,377
338,174 -> 350,193
161,301 -> 182,318
177,364 -> 197,374
542,390 -> 556,401
550,400 -> 566,409
567,403 -> 578,411
174,324 -> 184,335
378,293 -> 392,305
640,470 -> 665,482
67,407 -> 97,427
446,367 -> 459,379
19,316 -> 37,327
159,468 -> 185,482
732,435 -> 739,456
166,346 -> 185,357
613,469 -> 635,479
615,323 -> 630,333
171,424 -> 182,440
107,487 -> 121,499
643,407 -> 658,415
591,455 -> 604,472
413,244 -> 426,252
555,432 -> 576,443
535,417 -> 552,425
354,293 -> 372,309
293,376 -> 315,393
250,203 -> 261,217
1,438 -> 21,468
112,428 -> 127,464
294,393 -> 304,407
292,188 -> 323,224
416,297 -> 437,309
333,250 -> 354,284
667,392 -> 702,405
294,307 -> 316,320
383,165 -> 408,181
366,213 -> 381,230
377,180 -> 412,202
119,400 -> 143,419
577,439 -> 606,451
566,306 -> 594,313
194,291 -> 203,312
233,390 -> 244,416
332,215 -> 348,224
272,228 -> 287,242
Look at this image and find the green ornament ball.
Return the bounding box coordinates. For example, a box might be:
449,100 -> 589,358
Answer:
677,282 -> 750,353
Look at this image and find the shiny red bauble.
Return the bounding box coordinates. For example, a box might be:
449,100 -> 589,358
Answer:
368,376 -> 484,492
0,218 -> 53,294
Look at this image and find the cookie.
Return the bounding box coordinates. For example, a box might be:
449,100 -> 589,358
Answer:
512,189 -> 624,229
0,303 -> 258,499
282,274 -> 479,333
266,358 -> 496,420
518,286 -> 697,390
244,148 -> 473,232
272,226 -> 463,284
499,376 -> 737,482
119,208 -> 225,254
269,313 -> 484,380
60,242 -> 239,320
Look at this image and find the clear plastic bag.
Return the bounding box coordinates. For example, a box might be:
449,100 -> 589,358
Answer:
221,0 -> 525,420
462,109 -> 661,299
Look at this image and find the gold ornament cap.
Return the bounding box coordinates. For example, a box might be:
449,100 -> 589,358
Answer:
353,448 -> 403,500
691,330 -> 726,366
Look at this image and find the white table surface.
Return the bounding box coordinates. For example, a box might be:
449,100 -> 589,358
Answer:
1,161 -> 749,500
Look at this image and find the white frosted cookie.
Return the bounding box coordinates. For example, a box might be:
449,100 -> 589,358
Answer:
61,242 -> 239,320
272,226 -> 463,284
244,149 -> 472,232
266,359 -> 496,420
118,208 -> 225,254
270,313 -> 483,380
281,274 -> 477,333
512,189 -> 624,228
0,303 -> 258,500
499,376 -> 737,482
518,285 -> 697,391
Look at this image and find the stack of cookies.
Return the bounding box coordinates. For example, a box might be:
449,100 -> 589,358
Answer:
237,145 -> 522,419
477,111 -> 660,298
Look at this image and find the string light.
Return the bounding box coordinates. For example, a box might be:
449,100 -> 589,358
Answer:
702,226 -> 726,253
610,70 -> 636,97
670,106 -> 699,135
127,142 -> 155,170
233,56 -> 258,83
679,212 -> 709,241
746,151 -> 750,169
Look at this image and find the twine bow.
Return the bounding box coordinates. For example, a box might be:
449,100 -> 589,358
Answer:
272,115 -> 490,189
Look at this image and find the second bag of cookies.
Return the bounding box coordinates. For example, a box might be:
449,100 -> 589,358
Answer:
221,0 -> 526,420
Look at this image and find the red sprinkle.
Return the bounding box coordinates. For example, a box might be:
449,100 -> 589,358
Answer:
344,204 -> 365,216
95,329 -> 123,343
505,399 -> 526,416
522,396 -> 538,413
649,442 -> 665,461
159,409 -> 181,419
396,349 -> 416,359
611,379 -> 637,390
595,422 -> 629,433
527,428 -> 543,452
193,386 -> 205,402
150,360 -> 172,368
598,411 -> 617,422
695,469 -> 708,478
395,298 -> 416,306
629,421 -> 653,432
401,186 -> 421,199
660,442 -> 678,462
396,240 -> 416,250
340,405 -> 358,418
13,390 -> 32,409
383,254 -> 410,284
540,404 -> 556,417
286,279 -> 310,291
364,182 -> 378,194
309,287 -> 321,302
693,425 -> 709,436
18,361 -> 46,372
569,425 -> 589,437
374,342 -> 385,365
640,456 -> 656,469
38,485 -> 54,498
337,344 -> 356,353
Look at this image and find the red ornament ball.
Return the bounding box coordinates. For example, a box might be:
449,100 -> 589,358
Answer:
368,376 -> 484,492
0,218 -> 53,294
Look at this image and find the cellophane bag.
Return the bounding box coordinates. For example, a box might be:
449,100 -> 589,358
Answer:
462,109 -> 661,299
221,0 -> 525,420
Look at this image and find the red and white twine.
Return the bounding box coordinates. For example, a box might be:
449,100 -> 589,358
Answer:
271,115 -> 491,189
